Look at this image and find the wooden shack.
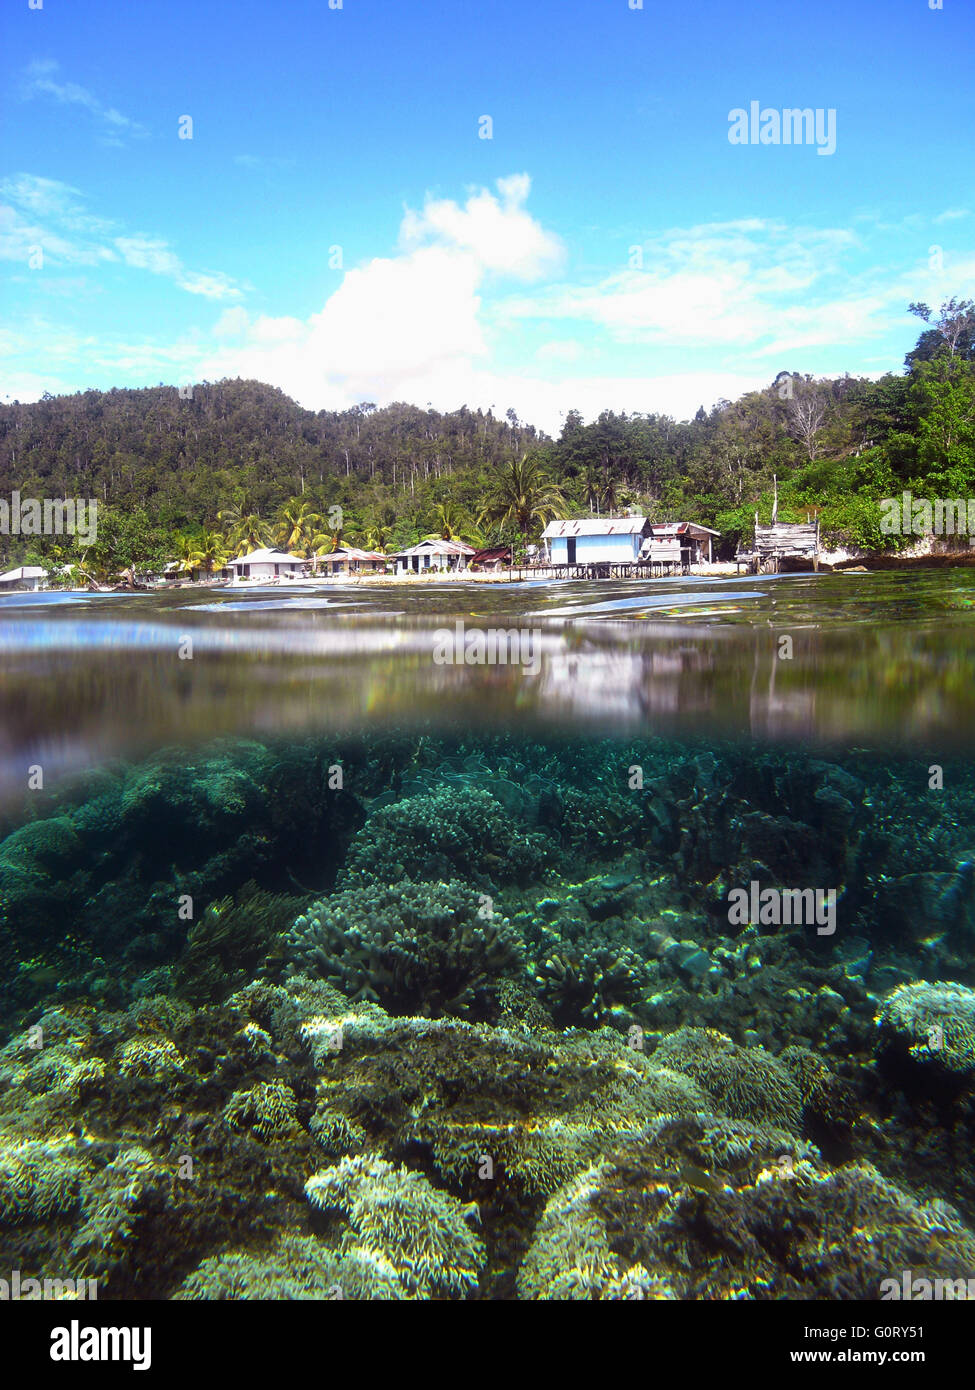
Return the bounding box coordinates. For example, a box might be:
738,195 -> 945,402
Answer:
737,516 -> 820,573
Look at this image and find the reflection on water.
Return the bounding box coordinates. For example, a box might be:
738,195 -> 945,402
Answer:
2,570 -> 974,801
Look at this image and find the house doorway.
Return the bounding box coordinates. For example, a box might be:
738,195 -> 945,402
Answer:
566,538 -> 576,564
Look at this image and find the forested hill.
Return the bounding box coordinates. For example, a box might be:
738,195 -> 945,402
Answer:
0,296 -> 973,573
0,381 -> 539,533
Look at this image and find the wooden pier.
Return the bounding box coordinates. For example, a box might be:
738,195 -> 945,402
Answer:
509,556 -> 690,581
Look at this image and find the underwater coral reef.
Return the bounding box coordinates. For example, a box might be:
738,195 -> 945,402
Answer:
1,733 -> 975,1300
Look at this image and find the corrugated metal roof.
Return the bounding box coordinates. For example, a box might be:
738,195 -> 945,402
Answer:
228,548 -> 302,566
541,517 -> 647,538
392,539 -> 476,557
650,522 -> 721,537
320,547 -> 387,562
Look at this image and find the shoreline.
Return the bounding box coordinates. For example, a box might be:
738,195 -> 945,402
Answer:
12,549 -> 975,596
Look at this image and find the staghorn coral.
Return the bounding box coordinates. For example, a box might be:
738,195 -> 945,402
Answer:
0,1138 -> 86,1223
779,1043 -> 858,1130
518,1114 -> 975,1300
876,981 -> 975,1076
223,1082 -> 301,1142
517,1163 -> 677,1300
532,945 -> 647,1026
305,1155 -> 484,1298
175,1232 -> 405,1300
287,878 -> 524,1019
653,1027 -> 803,1131
342,784 -> 556,889
310,1109 -> 367,1158
174,881 -> 304,1005
292,993 -> 708,1198
116,1035 -> 186,1080
0,740 -> 357,1023
69,1145 -> 169,1281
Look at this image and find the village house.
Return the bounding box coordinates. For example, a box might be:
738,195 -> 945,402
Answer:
645,522 -> 720,566
392,538 -> 475,574
0,565 -> 48,592
316,546 -> 389,576
541,517 -> 720,571
226,547 -> 307,581
541,517 -> 652,565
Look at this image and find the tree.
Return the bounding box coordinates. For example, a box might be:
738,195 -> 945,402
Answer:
907,298 -> 975,363
184,530 -> 227,579
911,355 -> 975,491
478,452 -> 569,551
218,501 -> 271,555
788,382 -> 828,461
275,498 -> 323,553
431,500 -> 470,541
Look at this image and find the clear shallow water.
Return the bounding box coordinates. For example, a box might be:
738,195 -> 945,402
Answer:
3,570 -> 975,1301
2,569 -> 975,804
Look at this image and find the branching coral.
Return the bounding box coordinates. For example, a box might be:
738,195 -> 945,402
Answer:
304,1156 -> 484,1298
653,1027 -> 803,1131
532,945 -> 647,1026
287,878 -> 524,1019
517,1163 -> 677,1300
342,784 -> 556,888
223,1082 -> 301,1142
116,1035 -> 186,1080
176,1232 -> 405,1300
876,981 -> 975,1075
518,1116 -> 975,1300
0,1138 -> 85,1223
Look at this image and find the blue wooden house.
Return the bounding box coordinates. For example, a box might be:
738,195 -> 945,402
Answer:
541,517 -> 651,565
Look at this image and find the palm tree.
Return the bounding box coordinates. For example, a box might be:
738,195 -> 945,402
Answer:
298,527 -> 337,576
275,498 -> 323,554
174,534 -> 197,577
220,508 -> 271,556
582,459 -> 602,513
184,531 -> 227,581
478,452 -> 568,553
431,500 -> 470,542
600,474 -> 620,515
363,522 -> 392,554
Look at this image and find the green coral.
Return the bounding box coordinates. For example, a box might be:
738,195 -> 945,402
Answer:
342,784 -> 556,888
287,878 -> 524,1019
517,1163 -> 677,1300
176,1232 -> 405,1300
653,1027 -> 803,1131
174,881 -> 303,1005
517,1115 -> 975,1300
0,1138 -> 85,1223
532,945 -> 647,1026
304,1156 -> 484,1298
116,1035 -> 186,1080
223,1082 -> 301,1142
69,1146 -> 168,1281
876,981 -> 975,1075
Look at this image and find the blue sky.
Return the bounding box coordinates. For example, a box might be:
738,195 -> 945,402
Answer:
2,0 -> 972,432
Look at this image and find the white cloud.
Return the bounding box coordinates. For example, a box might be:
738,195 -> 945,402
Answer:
198,177 -> 557,402
190,197 -> 894,428
0,175 -> 241,297
500,219 -> 867,350
535,339 -> 585,364
400,173 -> 565,280
7,176 -> 967,432
21,60 -> 148,145
114,235 -> 182,277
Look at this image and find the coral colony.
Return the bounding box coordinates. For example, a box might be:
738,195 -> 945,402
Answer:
2,734 -> 975,1298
